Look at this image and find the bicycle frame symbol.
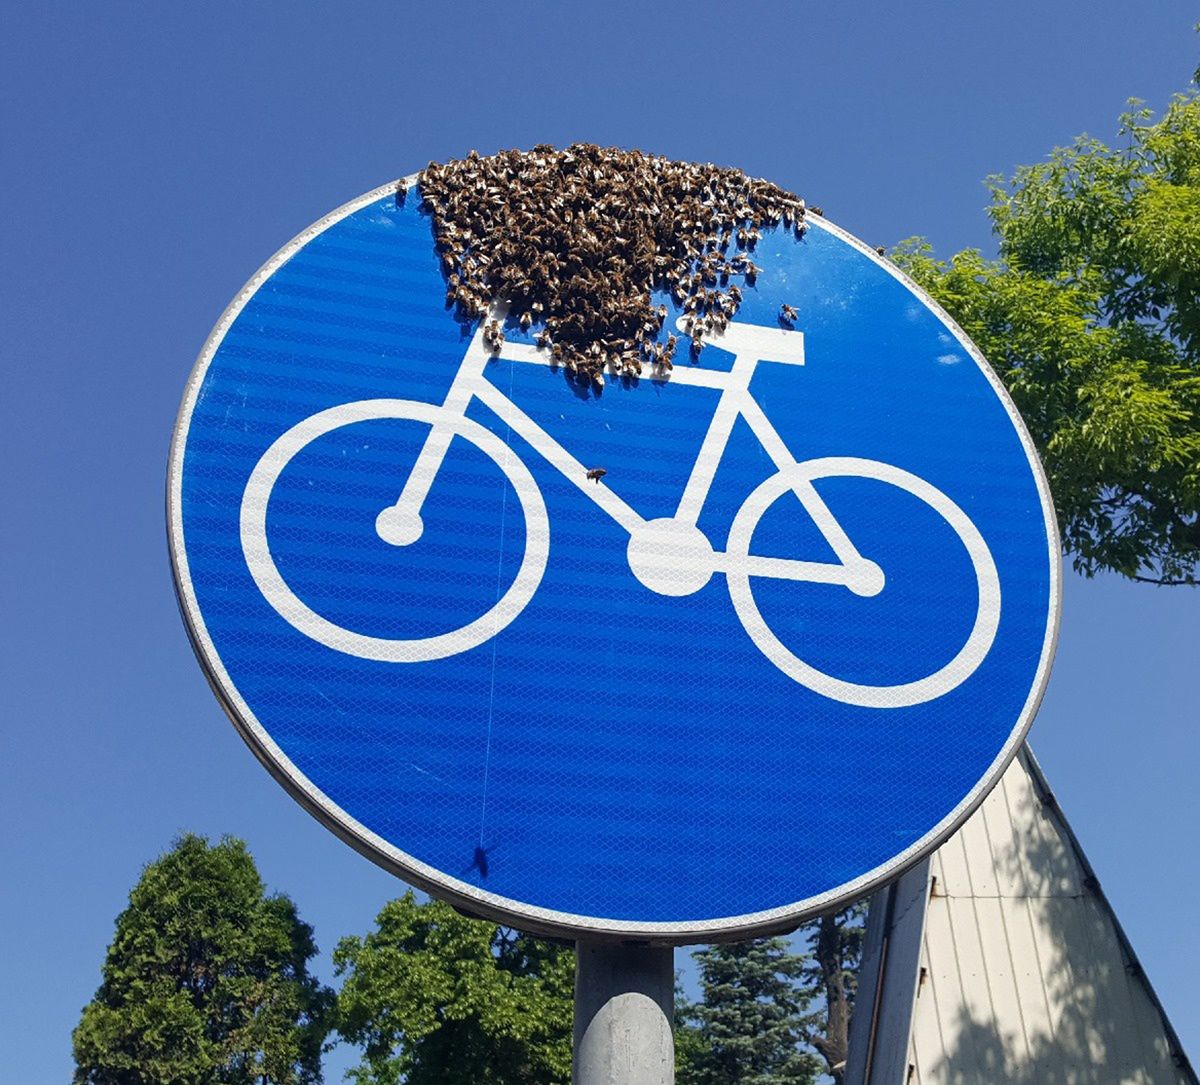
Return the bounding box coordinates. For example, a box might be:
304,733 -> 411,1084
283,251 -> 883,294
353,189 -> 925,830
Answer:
241,315 -> 1000,708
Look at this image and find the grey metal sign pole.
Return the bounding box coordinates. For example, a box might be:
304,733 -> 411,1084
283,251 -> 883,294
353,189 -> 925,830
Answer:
574,943 -> 675,1085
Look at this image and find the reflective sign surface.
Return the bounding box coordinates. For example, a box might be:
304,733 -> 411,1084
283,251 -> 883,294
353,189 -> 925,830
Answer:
169,180 -> 1058,939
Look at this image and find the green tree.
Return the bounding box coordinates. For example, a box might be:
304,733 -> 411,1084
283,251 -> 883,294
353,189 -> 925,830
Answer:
72,834 -> 332,1085
892,92 -> 1200,585
677,938 -> 821,1085
333,893 -> 574,1085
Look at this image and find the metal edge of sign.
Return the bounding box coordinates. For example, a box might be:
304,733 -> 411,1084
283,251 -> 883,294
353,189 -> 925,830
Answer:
166,173 -> 1063,944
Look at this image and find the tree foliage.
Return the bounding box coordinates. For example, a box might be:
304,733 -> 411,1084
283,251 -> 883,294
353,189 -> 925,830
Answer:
72,834 -> 332,1085
333,893 -> 574,1085
893,93 -> 1200,585
676,938 -> 821,1085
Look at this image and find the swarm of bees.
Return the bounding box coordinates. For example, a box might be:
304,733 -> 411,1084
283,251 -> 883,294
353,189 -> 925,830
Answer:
413,144 -> 808,386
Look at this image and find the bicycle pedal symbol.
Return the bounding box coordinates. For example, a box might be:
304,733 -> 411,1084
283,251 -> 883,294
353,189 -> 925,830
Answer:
241,314 -> 1000,709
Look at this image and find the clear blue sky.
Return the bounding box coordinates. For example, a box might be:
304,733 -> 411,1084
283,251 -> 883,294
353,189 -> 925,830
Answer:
2,4 -> 1196,1081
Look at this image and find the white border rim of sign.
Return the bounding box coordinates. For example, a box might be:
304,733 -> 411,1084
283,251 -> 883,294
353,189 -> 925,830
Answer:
167,173 -> 1062,944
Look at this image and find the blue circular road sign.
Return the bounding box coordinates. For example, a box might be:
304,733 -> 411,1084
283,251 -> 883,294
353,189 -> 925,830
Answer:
169,178 -> 1059,941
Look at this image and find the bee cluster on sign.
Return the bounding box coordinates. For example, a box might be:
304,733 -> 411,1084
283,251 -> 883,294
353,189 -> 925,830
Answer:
412,144 -> 811,388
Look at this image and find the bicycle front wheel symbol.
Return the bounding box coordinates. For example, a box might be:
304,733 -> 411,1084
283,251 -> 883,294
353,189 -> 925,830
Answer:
240,400 -> 549,663
726,458 -> 1001,708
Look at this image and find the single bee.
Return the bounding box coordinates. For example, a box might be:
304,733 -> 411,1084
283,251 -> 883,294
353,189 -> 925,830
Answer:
483,319 -> 505,354
780,303 -> 799,325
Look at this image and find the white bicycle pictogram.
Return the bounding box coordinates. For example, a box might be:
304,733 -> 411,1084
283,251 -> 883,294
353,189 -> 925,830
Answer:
240,315 -> 1001,709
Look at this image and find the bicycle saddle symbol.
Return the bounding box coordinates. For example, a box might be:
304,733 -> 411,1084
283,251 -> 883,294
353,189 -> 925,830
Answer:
240,315 -> 1000,709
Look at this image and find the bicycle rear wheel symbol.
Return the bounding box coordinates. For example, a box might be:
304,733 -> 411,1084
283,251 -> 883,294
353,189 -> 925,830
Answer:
240,319 -> 1000,708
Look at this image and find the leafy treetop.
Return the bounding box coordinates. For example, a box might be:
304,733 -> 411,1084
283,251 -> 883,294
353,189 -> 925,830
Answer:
333,893 -> 574,1085
894,92 -> 1200,585
72,834 -> 332,1085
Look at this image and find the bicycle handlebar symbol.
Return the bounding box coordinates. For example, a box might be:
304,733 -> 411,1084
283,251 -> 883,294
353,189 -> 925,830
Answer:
240,315 -> 1000,709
